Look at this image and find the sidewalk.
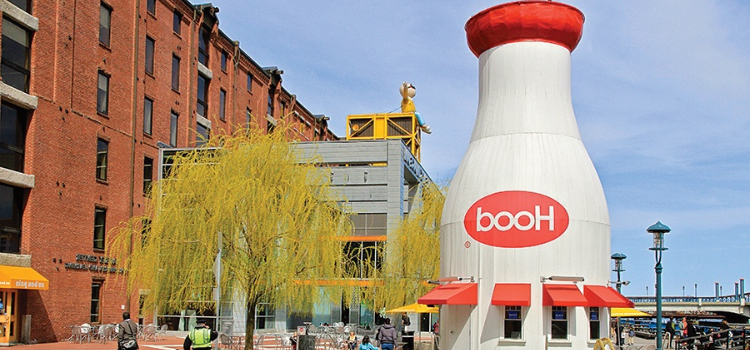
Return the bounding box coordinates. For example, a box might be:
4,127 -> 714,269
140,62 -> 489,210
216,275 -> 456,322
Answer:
11,336 -> 185,350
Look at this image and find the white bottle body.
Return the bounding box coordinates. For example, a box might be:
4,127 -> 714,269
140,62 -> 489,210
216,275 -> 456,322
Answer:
440,42 -> 610,350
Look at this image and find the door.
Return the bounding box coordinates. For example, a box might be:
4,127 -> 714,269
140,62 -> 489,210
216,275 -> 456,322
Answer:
0,289 -> 18,344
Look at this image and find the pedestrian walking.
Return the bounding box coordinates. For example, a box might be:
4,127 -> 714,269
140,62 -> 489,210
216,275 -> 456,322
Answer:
376,318 -> 398,350
666,318 -> 675,349
628,328 -> 635,345
359,335 -> 378,350
183,319 -> 218,350
117,312 -> 139,350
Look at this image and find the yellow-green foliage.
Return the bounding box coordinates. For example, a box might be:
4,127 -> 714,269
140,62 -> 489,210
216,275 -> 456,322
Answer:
107,126 -> 351,347
371,183 -> 445,311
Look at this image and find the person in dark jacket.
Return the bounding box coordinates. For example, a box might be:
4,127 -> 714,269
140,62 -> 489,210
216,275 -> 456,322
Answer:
117,312 -> 139,350
377,318 -> 398,350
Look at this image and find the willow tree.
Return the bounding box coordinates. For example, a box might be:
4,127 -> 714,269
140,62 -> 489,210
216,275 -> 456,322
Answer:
371,183 -> 446,311
108,126 -> 352,350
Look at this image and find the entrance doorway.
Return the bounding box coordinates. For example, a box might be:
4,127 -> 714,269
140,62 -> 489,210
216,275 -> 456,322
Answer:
0,289 -> 17,344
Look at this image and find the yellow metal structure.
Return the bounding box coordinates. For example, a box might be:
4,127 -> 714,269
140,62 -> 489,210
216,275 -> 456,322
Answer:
346,112 -> 422,161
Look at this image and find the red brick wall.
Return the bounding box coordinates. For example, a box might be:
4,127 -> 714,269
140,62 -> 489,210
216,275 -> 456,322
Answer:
15,0 -> 336,343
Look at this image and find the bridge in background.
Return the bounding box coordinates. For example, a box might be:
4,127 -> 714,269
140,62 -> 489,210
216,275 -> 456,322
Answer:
628,294 -> 750,322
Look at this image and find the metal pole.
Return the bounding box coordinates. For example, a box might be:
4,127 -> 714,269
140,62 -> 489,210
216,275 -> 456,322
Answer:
656,261 -> 663,350
616,265 -> 622,347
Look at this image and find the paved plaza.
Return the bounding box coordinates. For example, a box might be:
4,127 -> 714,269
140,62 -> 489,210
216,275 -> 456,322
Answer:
9,334 -> 660,350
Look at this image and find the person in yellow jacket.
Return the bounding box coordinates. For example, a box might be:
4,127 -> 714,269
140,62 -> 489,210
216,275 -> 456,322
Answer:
183,319 -> 218,350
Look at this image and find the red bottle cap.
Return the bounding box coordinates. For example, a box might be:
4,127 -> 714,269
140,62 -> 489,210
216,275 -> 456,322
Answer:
465,1 -> 584,57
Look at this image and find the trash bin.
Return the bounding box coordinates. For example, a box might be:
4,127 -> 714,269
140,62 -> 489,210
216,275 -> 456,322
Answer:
299,335 -> 316,350
402,331 -> 415,350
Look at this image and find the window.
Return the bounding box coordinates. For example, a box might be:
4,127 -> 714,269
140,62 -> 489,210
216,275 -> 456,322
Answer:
219,89 -> 226,120
350,213 -> 387,236
198,26 -> 210,65
1,18 -> 31,92
344,241 -> 381,279
246,74 -> 252,92
220,51 -> 227,71
589,307 -> 600,340
170,112 -> 178,147
267,88 -> 274,117
504,306 -> 523,339
146,0 -> 155,15
91,282 -> 102,323
143,97 -> 153,135
245,108 -> 251,128
280,102 -> 286,119
145,36 -> 155,75
0,183 -> 24,253
143,157 -> 153,195
97,71 -> 109,115
96,138 -> 108,181
0,103 -> 27,172
99,3 -> 111,47
196,122 -> 209,147
255,303 -> 275,330
93,207 -> 106,250
551,306 -> 568,339
196,75 -> 208,119
8,0 -> 31,13
172,11 -> 182,35
171,55 -> 180,91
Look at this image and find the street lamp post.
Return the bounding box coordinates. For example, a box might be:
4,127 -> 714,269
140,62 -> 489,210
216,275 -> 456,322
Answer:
648,221 -> 671,350
611,253 -> 627,347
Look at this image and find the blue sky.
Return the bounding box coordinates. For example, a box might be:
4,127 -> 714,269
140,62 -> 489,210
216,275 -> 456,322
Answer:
212,1 -> 750,297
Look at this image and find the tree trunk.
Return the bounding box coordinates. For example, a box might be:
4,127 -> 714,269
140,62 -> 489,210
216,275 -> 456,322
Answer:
244,298 -> 256,350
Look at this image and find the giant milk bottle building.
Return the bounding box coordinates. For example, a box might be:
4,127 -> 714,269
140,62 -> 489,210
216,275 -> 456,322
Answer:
419,2 -> 632,349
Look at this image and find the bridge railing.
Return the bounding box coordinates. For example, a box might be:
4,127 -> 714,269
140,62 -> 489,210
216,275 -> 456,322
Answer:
674,328 -> 749,350
630,295 -> 750,304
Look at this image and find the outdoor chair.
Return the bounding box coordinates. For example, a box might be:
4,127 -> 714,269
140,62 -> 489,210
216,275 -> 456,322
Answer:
141,324 -> 157,341
156,324 -> 168,340
93,325 -> 105,343
66,326 -> 79,343
218,333 -> 234,349
79,324 -> 92,343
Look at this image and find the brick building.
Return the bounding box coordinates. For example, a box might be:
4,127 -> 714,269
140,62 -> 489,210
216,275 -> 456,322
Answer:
0,0 -> 336,344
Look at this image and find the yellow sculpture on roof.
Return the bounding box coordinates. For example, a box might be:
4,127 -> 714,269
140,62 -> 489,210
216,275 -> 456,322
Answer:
400,82 -> 432,134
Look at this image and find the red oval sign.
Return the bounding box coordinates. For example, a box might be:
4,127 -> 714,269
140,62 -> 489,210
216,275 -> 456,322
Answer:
463,191 -> 569,248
